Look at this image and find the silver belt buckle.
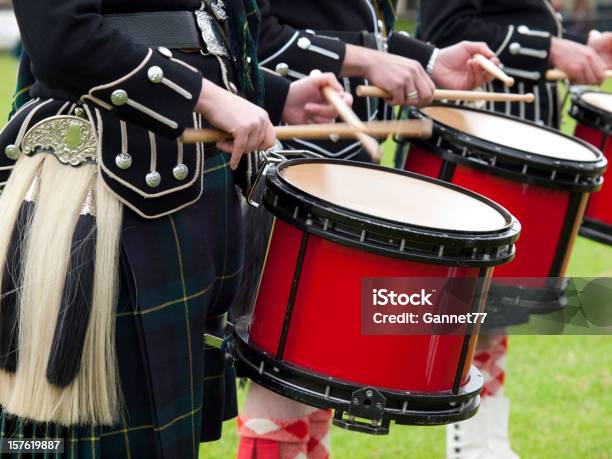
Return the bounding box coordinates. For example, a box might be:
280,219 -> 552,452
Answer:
195,7 -> 229,58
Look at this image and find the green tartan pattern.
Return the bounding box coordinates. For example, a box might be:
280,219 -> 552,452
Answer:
0,153 -> 244,459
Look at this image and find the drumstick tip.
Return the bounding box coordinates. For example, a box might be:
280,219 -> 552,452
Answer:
525,93 -> 535,103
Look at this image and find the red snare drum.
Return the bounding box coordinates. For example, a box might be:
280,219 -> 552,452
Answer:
403,106 -> 606,319
233,159 -> 520,434
570,90 -> 612,245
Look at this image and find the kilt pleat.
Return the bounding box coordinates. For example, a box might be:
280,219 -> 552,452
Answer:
0,153 -> 244,459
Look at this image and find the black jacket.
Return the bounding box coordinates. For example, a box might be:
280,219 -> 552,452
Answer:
257,0 -> 436,159
3,0 -> 290,215
419,0 -> 587,126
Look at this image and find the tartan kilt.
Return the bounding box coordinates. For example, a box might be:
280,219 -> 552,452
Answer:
0,153 -> 244,459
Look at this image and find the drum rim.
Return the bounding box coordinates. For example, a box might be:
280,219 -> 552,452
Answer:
411,103 -> 607,168
233,318 -> 483,429
419,103 -> 604,164
264,159 -> 521,267
571,90 -> 612,135
274,158 -> 516,236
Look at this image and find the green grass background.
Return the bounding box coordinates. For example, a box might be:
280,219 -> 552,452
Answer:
0,52 -> 610,458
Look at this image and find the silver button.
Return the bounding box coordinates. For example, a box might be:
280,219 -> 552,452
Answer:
173,163 -> 189,180
229,82 -> 238,94
5,144 -> 20,160
111,89 -> 128,106
509,42 -> 521,55
158,47 -> 173,58
146,171 -> 162,188
115,152 -> 133,170
147,66 -> 164,84
275,63 -> 289,77
297,37 -> 311,50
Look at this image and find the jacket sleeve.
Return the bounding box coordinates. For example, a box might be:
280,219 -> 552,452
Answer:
562,30 -> 588,45
13,0 -> 203,138
262,69 -> 291,124
387,32 -> 436,69
420,0 -> 552,82
257,0 -> 346,79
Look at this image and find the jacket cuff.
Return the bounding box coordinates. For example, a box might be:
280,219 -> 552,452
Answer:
496,25 -> 551,81
387,32 -> 436,69
562,30 -> 589,45
86,47 -> 202,139
262,70 -> 291,125
260,31 -> 346,79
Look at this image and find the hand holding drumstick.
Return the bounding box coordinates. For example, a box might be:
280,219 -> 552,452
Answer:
310,69 -> 382,162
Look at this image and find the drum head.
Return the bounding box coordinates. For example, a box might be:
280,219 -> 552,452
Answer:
280,162 -> 508,232
422,106 -> 600,163
580,91 -> 612,114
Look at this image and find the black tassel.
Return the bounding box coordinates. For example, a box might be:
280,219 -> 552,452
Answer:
46,211 -> 97,388
0,200 -> 35,372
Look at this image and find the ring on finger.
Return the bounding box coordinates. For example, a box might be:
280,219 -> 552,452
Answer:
406,90 -> 419,101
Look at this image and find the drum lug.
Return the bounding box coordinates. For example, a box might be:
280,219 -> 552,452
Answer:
332,387 -> 390,435
246,147 -> 323,208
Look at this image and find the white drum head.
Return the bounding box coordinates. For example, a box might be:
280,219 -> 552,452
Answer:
581,91 -> 612,114
280,162 -> 508,232
422,106 -> 599,163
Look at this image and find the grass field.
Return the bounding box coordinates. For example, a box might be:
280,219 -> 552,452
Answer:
0,52 -> 610,458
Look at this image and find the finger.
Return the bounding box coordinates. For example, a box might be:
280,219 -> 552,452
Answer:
341,92 -> 354,107
592,55 -> 607,83
261,123 -> 277,150
309,70 -> 345,94
230,131 -> 249,170
403,80 -> 418,107
577,65 -> 590,85
471,41 -> 496,59
304,102 -> 342,121
216,140 -> 234,155
387,84 -> 406,106
468,60 -> 492,86
320,72 -> 345,93
413,70 -> 434,107
244,126 -> 264,155
583,60 -> 598,85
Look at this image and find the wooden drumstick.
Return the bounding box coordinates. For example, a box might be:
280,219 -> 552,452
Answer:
473,54 -> 515,87
312,70 -> 382,162
546,68 -> 612,81
180,119 -> 433,144
355,85 -> 535,103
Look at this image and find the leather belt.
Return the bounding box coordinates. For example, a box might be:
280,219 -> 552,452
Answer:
103,11 -> 203,49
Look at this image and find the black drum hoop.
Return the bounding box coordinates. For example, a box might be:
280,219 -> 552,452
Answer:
570,90 -> 612,136
580,216 -> 612,246
233,318 -> 482,434
264,158 -> 521,267
404,105 -> 607,192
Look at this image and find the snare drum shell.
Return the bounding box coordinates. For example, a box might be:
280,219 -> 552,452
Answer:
249,219 -> 484,392
405,146 -> 584,282
405,106 -> 605,285
571,93 -> 612,244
